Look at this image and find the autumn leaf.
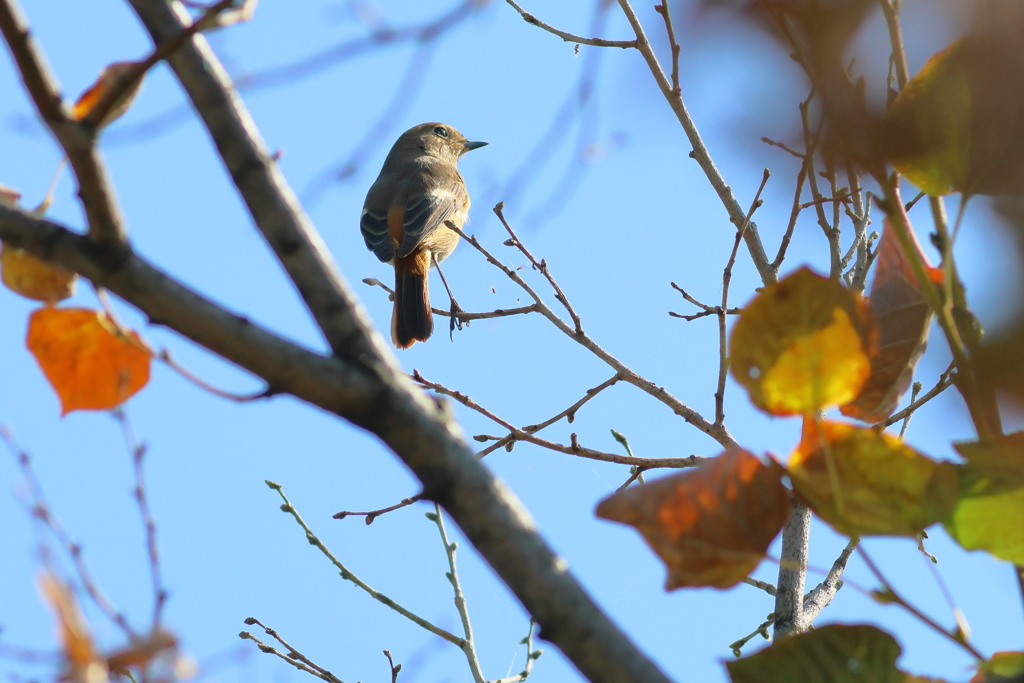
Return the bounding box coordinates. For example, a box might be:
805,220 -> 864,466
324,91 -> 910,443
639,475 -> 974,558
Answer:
0,182 -> 78,302
841,220 -> 940,423
1,243 -> 77,303
72,61 -> 144,128
40,573 -> 110,683
883,21 -> 1024,196
727,624 -> 907,683
730,267 -> 873,416
27,307 -> 151,415
788,419 -> 959,537
972,652 -> 1024,683
595,449 -> 789,590
945,434 -> 1024,565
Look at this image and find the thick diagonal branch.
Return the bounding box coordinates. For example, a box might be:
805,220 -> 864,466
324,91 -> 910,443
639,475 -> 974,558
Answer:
0,185 -> 671,683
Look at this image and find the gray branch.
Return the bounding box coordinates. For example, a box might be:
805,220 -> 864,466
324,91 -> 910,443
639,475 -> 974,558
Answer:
1,2 -> 676,678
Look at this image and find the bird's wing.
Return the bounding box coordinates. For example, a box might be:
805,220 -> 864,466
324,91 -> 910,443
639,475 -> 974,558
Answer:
360,206 -> 393,263
396,186 -> 466,259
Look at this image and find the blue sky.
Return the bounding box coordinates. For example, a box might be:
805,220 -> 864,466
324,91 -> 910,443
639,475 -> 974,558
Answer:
2,1 -> 1023,682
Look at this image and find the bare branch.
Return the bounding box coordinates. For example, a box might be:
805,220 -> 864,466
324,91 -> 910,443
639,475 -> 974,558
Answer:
615,0 -> 776,286
362,277 -> 540,321
127,0 -> 394,366
803,538 -> 857,623
414,371 -> 703,470
880,365 -> 956,428
0,204 -> 672,683
0,0 -> 128,244
504,0 -> 636,49
269,482 -> 464,646
716,169 -> 769,426
455,213 -> 738,449
773,495 -> 811,638
239,625 -> 345,683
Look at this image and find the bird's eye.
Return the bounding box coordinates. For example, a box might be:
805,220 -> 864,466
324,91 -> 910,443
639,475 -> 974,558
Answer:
433,126 -> 448,138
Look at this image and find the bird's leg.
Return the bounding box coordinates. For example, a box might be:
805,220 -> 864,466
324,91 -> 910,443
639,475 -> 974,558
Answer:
432,253 -> 465,340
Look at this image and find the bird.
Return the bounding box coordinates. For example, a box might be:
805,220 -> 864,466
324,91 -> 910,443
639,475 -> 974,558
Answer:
360,122 -> 487,348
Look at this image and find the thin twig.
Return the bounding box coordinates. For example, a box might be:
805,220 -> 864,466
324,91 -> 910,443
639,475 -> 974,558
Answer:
615,0 -> 776,285
669,283 -> 741,321
265,481 -> 463,647
898,381 -> 923,439
333,495 -> 424,524
522,376 -> 619,433
741,577 -> 777,596
362,278 -> 540,321
0,425 -> 137,639
432,505 -> 486,683
504,0 -> 635,48
653,1 -> 680,96
455,213 -> 738,449
716,169 -> 769,426
242,617 -> 344,683
858,546 -> 984,661
490,213 -> 583,336
239,629 -> 344,683
110,409 -> 167,633
413,371 -> 703,470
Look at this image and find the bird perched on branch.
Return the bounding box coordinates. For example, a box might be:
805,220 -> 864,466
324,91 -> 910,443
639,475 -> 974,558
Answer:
361,122 -> 487,348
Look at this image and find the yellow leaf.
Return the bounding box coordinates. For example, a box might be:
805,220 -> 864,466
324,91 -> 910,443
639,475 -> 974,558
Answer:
1,243 -> 77,303
730,267 -> 873,416
788,419 -> 958,537
26,307 -> 151,415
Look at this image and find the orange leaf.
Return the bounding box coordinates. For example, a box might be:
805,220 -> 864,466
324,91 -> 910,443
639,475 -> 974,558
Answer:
788,419 -> 959,537
1,243 -> 77,303
841,220 -> 938,422
730,267 -> 873,416
72,61 -> 144,128
39,573 -> 109,683
27,307 -> 151,415
596,449 -> 790,589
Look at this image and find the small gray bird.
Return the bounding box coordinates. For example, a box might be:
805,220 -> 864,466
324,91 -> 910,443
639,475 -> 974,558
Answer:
360,123 -> 487,348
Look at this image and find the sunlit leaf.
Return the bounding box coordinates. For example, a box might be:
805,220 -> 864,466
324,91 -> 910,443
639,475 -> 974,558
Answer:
27,307 -> 151,415
72,61 -> 144,128
945,433 -> 1024,565
972,652 -> 1024,683
842,220 -> 939,423
1,243 -> 77,303
726,624 -> 906,683
788,419 -> 958,537
40,573 -> 110,683
730,267 -> 872,416
596,449 -> 789,589
883,23 -> 1024,196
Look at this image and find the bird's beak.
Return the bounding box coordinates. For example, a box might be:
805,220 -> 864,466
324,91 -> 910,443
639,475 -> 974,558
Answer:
463,140 -> 488,152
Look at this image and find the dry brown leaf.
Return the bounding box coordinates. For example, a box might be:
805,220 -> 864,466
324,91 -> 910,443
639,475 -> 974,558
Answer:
841,220 -> 940,422
596,449 -> 790,589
